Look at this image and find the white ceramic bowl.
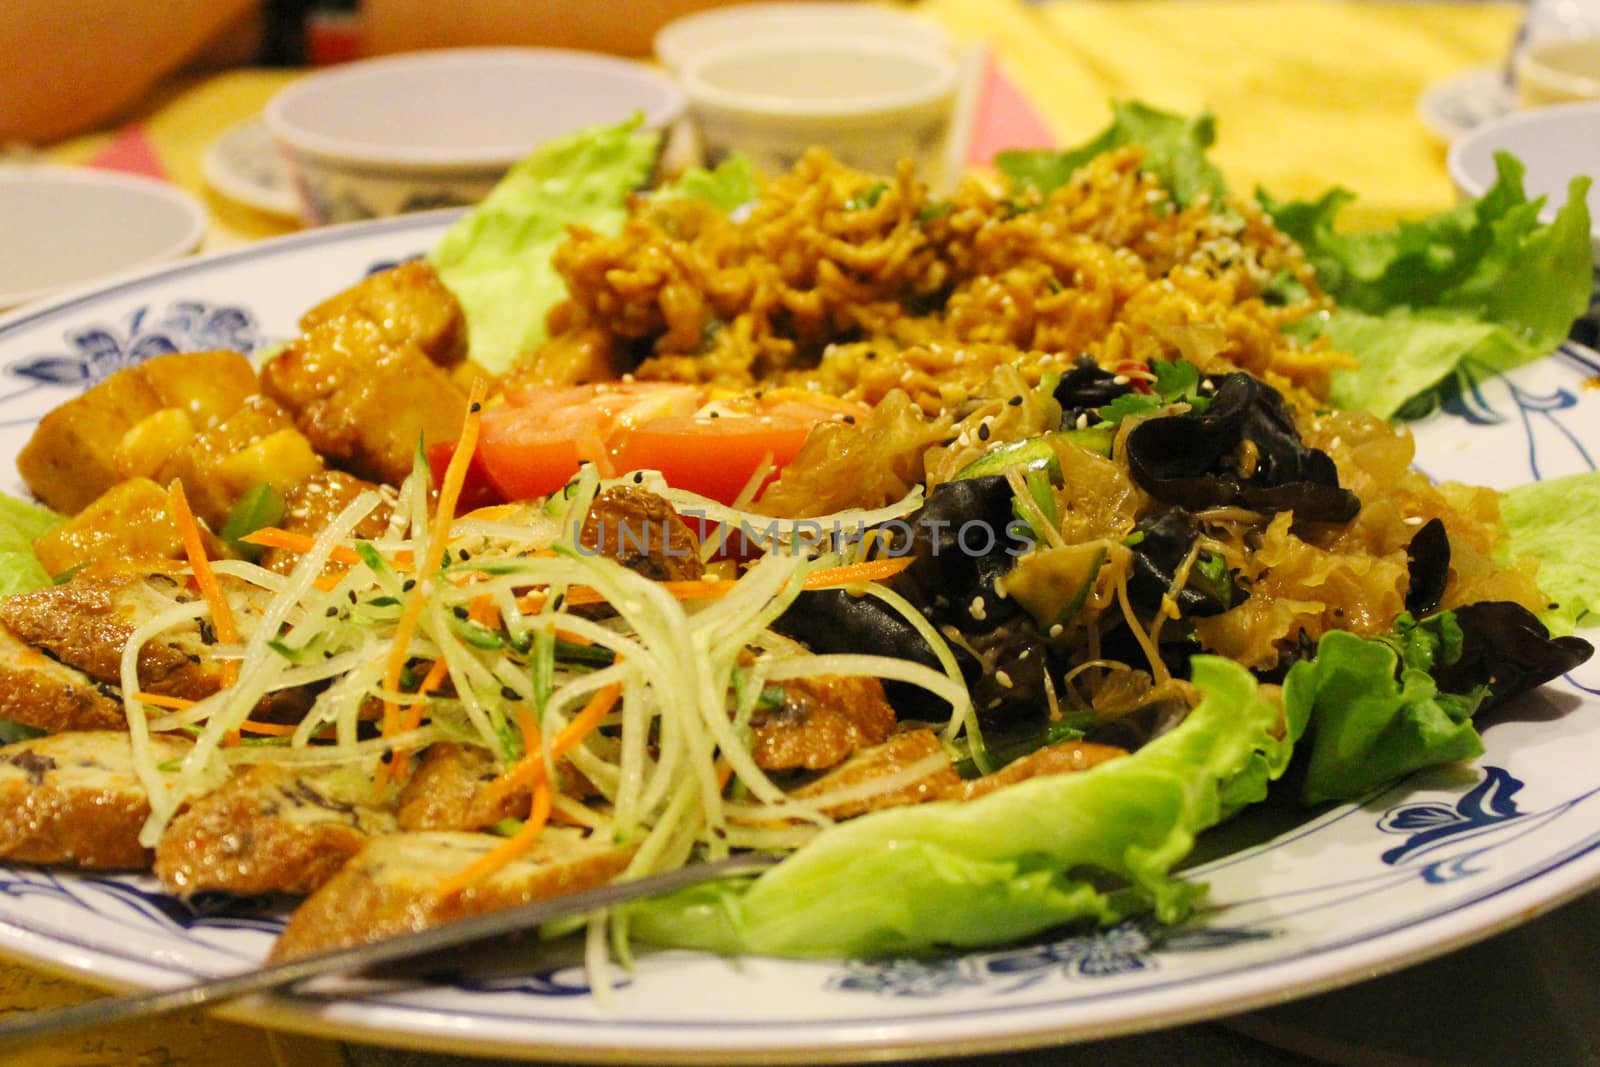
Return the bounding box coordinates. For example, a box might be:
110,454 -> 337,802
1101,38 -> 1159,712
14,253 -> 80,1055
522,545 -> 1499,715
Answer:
654,2 -> 952,74
0,167 -> 206,310
1447,100 -> 1600,262
678,37 -> 957,185
263,47 -> 686,226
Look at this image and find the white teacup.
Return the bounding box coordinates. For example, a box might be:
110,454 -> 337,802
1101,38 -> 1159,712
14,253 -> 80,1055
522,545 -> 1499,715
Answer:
1516,36 -> 1600,107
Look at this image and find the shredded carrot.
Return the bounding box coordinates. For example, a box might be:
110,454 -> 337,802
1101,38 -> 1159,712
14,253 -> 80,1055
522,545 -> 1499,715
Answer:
436,779 -> 552,898
800,556 -> 914,589
131,691 -> 194,711
241,528 -> 366,566
377,379 -> 488,789
169,481 -> 242,743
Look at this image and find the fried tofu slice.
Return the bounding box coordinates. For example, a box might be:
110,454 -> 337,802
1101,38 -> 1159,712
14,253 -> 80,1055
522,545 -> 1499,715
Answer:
951,741 -> 1126,802
261,470 -> 392,576
0,731 -> 187,869
17,350 -> 260,513
0,567 -> 305,718
395,742 -> 596,832
789,728 -> 959,819
269,830 -> 636,961
155,764 -> 397,897
299,260 -> 467,368
749,675 -> 896,772
0,623 -> 125,733
396,743 -> 525,832
260,315 -> 468,486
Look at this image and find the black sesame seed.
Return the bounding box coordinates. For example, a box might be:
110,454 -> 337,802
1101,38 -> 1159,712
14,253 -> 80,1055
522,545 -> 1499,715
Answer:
325,606 -> 339,617
632,472 -> 644,484
347,590 -> 358,603
458,549 -> 471,561
402,579 -> 416,592
469,401 -> 482,413
379,750 -> 393,764
500,685 -> 520,701
977,423 -> 991,441
1008,395 -> 1023,406
842,415 -> 856,424
452,606 -> 469,619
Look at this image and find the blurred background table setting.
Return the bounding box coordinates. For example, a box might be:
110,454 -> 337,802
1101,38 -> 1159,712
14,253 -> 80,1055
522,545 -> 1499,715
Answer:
2,0 -> 1600,1064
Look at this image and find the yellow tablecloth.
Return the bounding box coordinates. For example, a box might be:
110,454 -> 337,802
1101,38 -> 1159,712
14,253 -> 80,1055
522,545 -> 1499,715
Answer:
20,2 -> 1526,1064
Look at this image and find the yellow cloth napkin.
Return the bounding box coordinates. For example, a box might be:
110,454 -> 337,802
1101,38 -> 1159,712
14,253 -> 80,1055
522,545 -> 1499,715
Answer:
925,0 -> 1520,229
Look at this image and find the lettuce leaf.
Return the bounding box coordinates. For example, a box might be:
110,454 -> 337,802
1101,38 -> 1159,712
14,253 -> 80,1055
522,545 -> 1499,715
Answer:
1282,618 -> 1485,805
1500,469 -> 1600,633
996,100 -> 1226,208
428,118 -> 660,375
627,656 -> 1290,957
660,154 -> 760,214
0,493 -> 60,597
1262,155 -> 1594,418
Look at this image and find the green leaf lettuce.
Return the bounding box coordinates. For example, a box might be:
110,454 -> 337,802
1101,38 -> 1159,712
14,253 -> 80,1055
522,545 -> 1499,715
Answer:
1500,469 -> 1600,633
1262,154 -> 1594,418
1282,616 -> 1485,805
428,117 -> 660,375
627,656 -> 1290,957
0,493 -> 61,597
996,100 -> 1226,208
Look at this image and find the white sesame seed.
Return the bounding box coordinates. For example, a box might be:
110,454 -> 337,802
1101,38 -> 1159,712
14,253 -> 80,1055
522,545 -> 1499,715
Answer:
1112,374 -> 1130,386
1048,623 -> 1064,639
996,670 -> 1014,689
969,596 -> 987,621
1075,413 -> 1090,431
1403,515 -> 1425,525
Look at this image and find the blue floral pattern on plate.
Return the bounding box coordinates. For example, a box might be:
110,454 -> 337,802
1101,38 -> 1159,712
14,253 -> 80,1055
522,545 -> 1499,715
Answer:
7,301 -> 261,388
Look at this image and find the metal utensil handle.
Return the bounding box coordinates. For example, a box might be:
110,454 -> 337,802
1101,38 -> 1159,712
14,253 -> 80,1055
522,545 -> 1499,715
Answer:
0,853 -> 778,1050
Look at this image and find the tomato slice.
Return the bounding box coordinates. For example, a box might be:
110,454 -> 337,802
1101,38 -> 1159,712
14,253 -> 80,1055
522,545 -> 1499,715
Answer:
465,382 -> 869,506
424,439 -> 503,513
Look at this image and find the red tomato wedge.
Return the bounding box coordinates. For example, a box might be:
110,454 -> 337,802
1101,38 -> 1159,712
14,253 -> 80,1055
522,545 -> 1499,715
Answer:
433,383 -> 869,507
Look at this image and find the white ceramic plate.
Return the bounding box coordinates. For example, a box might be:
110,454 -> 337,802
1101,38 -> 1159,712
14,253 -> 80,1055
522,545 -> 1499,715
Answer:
0,168 -> 207,311
0,214 -> 1598,1062
201,118 -> 301,219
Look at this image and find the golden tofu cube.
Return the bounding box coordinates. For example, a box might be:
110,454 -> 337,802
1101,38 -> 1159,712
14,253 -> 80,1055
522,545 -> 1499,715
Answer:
156,397 -> 322,528
17,371 -> 163,513
33,478 -> 187,575
300,260 -> 466,367
114,407 -> 198,482
136,350 -> 260,426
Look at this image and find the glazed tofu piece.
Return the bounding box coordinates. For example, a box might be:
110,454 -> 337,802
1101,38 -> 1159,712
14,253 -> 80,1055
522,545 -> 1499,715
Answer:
0,624 -> 126,734
17,350 -> 259,513
30,477 -> 191,577
790,728 -> 959,819
299,260 -> 468,368
153,396 -> 323,528
0,731 -> 188,869
260,315 -> 468,486
269,830 -> 636,960
155,764 -> 398,897
261,470 -> 392,576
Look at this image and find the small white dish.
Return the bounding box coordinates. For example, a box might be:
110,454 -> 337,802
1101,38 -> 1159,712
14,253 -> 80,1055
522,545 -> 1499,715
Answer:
1515,35 -> 1600,108
1446,99 -> 1600,261
654,2 -> 951,74
263,47 -> 686,225
201,118 -> 300,219
678,36 -> 957,185
0,167 -> 206,310
1417,64 -> 1513,143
